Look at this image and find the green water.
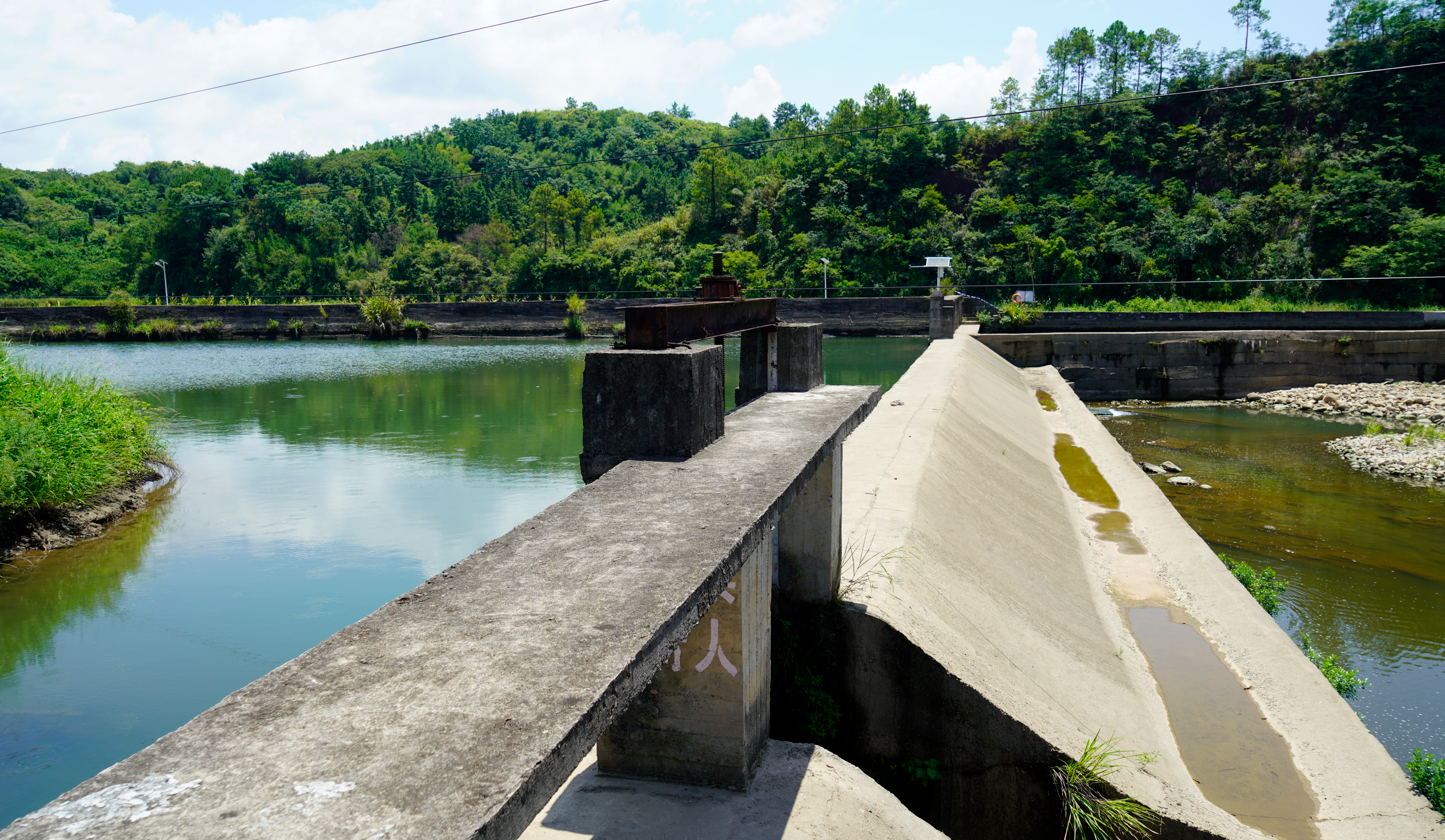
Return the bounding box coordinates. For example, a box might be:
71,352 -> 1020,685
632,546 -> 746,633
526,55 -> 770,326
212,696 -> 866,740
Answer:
0,336 -> 926,825
1102,407 -> 1445,770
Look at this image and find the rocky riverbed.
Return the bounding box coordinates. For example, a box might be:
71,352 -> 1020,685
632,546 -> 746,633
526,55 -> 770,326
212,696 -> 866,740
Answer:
1238,381 -> 1445,484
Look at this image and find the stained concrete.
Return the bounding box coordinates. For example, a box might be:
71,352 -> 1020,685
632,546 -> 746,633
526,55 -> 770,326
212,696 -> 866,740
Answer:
2,386 -> 877,840
831,326 -> 1440,838
521,741 -> 945,840
977,330 -> 1445,399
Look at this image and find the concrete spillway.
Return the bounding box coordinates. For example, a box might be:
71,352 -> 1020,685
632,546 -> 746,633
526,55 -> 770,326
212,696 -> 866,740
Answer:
831,328 -> 1438,838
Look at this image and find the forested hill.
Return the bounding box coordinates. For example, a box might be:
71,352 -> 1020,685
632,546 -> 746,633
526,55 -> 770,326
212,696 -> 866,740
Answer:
1,1 -> 1443,307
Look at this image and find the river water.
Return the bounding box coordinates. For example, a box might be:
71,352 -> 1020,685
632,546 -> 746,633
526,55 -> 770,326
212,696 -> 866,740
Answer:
0,337 -> 925,825
1101,407 -> 1445,770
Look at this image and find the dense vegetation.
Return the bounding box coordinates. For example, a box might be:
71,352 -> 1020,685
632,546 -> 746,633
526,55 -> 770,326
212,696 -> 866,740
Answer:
1,1 -> 1442,307
0,347 -> 166,523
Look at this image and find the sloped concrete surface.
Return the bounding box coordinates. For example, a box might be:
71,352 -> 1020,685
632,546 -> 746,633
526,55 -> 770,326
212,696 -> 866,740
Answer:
2,386 -> 877,840
519,741 -> 945,840
836,328 -> 1440,838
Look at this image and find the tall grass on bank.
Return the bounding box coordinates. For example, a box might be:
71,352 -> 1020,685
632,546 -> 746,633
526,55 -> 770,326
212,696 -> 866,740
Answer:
1408,749 -> 1445,814
0,347 -> 165,522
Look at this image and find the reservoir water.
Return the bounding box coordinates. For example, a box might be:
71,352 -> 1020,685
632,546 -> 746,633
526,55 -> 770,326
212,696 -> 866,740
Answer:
1102,406 -> 1445,771
0,337 -> 926,825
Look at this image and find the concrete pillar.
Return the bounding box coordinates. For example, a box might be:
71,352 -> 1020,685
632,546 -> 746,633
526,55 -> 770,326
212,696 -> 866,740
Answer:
736,328 -> 776,407
580,345 -> 724,484
597,539 -> 772,790
929,292 -> 957,340
736,323 -> 824,406
777,446 -> 841,603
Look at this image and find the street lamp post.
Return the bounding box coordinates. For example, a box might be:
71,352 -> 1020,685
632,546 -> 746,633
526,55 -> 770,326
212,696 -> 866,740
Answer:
152,260 -> 169,305
820,258 -> 830,299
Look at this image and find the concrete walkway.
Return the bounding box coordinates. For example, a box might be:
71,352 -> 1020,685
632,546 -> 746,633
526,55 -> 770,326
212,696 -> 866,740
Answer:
834,327 -> 1440,838
519,741 -> 945,840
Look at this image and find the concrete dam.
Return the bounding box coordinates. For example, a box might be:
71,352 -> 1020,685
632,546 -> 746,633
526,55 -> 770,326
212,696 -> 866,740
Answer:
2,318 -> 1440,839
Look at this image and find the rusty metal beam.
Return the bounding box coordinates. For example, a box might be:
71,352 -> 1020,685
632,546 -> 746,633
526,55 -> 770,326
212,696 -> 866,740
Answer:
622,299 -> 778,350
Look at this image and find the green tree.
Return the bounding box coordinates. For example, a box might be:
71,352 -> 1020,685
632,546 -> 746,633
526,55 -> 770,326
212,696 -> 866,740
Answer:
988,77 -> 1026,126
0,180 -> 26,220
1097,21 -> 1133,98
1230,0 -> 1272,56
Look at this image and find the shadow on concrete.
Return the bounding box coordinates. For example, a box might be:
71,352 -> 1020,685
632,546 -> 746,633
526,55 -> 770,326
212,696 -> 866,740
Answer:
523,740 -> 944,840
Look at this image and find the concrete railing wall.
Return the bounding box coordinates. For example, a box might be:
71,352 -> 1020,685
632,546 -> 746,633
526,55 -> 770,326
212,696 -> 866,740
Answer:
977,330 -> 1445,400
981,310 -> 1445,333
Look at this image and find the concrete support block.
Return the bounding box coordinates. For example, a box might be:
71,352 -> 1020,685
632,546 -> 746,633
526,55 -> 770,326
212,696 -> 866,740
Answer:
778,447 -> 841,603
737,324 -> 824,406
580,345 -> 724,483
597,539 -> 772,790
777,323 -> 824,392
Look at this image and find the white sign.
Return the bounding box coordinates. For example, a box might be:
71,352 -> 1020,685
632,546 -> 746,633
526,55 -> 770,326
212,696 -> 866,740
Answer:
924,256 -> 951,269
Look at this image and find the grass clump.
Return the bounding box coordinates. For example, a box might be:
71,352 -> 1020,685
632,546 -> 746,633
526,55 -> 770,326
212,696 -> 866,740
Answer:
197,319 -> 223,338
1296,632 -> 1370,697
1052,733 -> 1161,840
0,346 -> 166,520
562,293 -> 587,338
1407,749 -> 1445,814
1220,555 -> 1286,614
401,318 -> 430,334
360,296 -> 403,337
135,318 -> 178,339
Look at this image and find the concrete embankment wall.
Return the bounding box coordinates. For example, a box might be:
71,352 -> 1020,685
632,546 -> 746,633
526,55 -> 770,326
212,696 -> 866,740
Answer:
977,330 -> 1445,400
821,331 -> 1437,838
0,297 -> 930,338
982,310 -> 1445,332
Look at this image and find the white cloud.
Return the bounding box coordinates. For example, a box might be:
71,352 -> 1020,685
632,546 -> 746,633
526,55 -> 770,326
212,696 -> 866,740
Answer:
721,65 -> 784,120
893,26 -> 1043,119
731,0 -> 836,49
0,0 -> 731,173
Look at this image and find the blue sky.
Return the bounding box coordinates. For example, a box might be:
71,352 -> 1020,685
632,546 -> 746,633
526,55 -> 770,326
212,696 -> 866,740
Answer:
0,0 -> 1334,173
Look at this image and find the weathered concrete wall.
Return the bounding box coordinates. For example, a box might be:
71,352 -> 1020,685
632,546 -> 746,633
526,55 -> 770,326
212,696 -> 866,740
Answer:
977,330 -> 1445,400
982,310 -> 1445,333
824,329 -> 1438,838
0,297 -> 932,338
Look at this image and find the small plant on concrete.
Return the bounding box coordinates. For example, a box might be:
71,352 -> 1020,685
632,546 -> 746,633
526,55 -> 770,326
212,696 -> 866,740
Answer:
197,319 -> 223,338
136,318 -> 178,340
265,318 -> 280,334
287,319 -> 305,336
562,293 -> 587,339
980,300 -> 1043,332
1407,749 -> 1445,814
612,322 -> 626,340
1053,733 -> 1161,840
1336,335 -> 1352,355
1295,632 -> 1369,697
361,296 -> 404,337
1220,555 -> 1286,614
402,318 -> 430,334
896,758 -> 941,787
837,536 -> 916,600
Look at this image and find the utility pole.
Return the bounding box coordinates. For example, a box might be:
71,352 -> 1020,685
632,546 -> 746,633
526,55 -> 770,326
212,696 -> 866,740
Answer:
153,259 -> 169,305
820,258 -> 830,299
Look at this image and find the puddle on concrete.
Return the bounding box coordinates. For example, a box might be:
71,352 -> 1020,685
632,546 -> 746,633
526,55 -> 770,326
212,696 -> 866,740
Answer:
1054,434 -> 1145,554
1035,389 -> 1058,411
1130,607 -> 1319,840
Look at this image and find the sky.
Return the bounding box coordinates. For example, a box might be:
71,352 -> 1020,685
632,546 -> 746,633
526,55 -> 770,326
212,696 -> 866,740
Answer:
1,0 -> 1333,174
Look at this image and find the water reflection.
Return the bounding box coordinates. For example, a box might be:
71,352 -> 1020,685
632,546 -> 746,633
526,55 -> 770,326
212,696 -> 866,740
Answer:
1104,407 -> 1445,767
0,336 -> 926,825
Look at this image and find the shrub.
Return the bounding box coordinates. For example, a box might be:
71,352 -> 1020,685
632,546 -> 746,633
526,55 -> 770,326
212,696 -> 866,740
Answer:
266,319 -> 280,334
1408,749 -> 1445,814
287,319 -> 305,336
979,300 -> 1043,332
562,293 -> 587,339
0,346 -> 167,518
105,291 -> 136,331
1221,555 -> 1286,614
1296,633 -> 1369,696
360,296 -> 404,337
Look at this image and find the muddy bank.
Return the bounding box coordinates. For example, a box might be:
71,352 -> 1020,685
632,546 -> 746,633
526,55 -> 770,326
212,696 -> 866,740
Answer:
0,464 -> 173,561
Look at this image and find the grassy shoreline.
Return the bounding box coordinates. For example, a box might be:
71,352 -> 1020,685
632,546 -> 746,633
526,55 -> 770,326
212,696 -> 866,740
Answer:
0,346 -> 167,548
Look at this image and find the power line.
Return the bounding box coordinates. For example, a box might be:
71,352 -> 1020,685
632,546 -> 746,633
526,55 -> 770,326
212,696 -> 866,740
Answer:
0,0 -> 611,137
15,55 -> 1445,227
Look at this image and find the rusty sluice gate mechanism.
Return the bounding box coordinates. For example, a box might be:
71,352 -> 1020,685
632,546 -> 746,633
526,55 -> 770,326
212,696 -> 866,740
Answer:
619,251 -> 778,349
